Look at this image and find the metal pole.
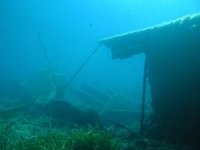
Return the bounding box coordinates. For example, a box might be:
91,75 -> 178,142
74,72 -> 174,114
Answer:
63,44 -> 101,90
140,55 -> 147,134
38,36 -> 58,86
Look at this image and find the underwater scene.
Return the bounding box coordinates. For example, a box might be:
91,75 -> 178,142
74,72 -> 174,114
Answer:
1,0 -> 200,150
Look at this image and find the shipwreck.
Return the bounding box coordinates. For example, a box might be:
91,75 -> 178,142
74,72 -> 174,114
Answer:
100,13 -> 200,148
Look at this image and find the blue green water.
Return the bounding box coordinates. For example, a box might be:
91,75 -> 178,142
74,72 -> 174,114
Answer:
0,1 -> 200,149
1,0 -> 199,96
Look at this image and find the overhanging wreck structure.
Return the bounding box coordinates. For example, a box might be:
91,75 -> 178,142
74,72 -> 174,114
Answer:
100,13 -> 200,148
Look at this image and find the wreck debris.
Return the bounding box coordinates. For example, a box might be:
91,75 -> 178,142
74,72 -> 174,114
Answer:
100,13 -> 200,149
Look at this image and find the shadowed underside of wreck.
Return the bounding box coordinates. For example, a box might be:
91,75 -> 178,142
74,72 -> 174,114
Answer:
100,13 -> 200,148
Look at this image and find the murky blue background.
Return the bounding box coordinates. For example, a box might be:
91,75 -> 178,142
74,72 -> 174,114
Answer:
0,0 -> 200,102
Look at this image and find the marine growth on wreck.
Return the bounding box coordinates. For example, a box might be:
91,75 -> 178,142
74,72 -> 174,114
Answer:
101,13 -> 200,149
